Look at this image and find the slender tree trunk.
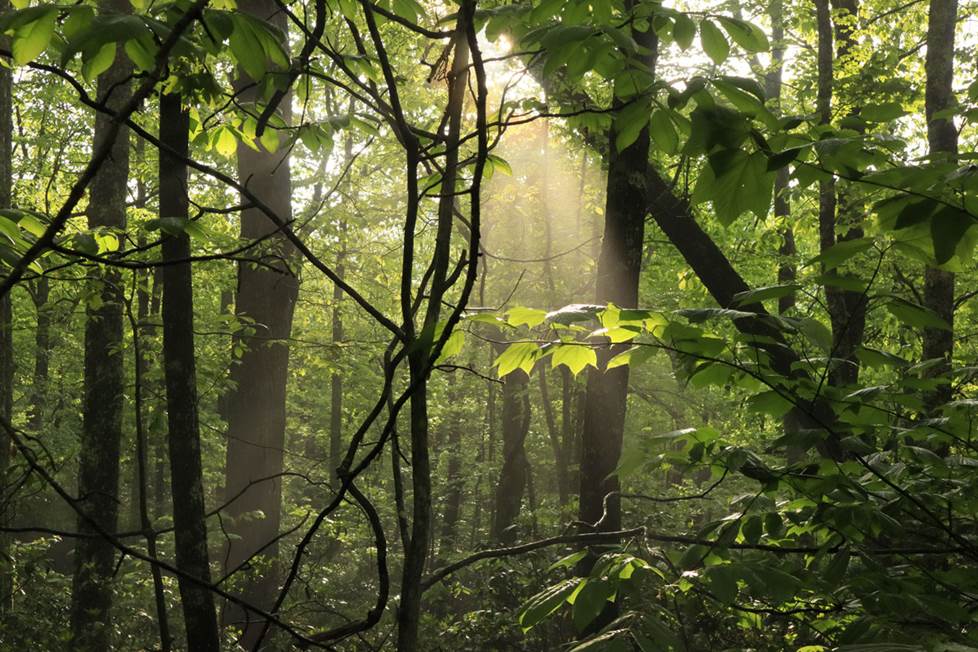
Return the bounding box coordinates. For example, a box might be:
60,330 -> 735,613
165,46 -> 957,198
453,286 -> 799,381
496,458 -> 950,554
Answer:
223,2 -> 299,644
397,10 -> 471,649
492,370 -> 531,544
0,0 -> 14,614
148,269 -> 167,517
438,398 -> 463,558
766,0 -> 796,315
816,0 -> 867,386
328,257 -> 344,481
70,1 -> 131,644
160,91 -> 220,651
127,279 -> 171,652
579,15 -> 657,533
560,367 -> 577,506
539,366 -> 568,505
922,0 -> 957,410
27,278 -> 49,431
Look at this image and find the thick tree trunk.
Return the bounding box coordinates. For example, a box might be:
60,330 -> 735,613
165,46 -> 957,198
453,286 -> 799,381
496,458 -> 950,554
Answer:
70,3 -> 131,645
223,1 -> 299,644
0,0 -> 14,614
579,18 -> 657,533
159,91 -> 220,651
922,0 -> 957,410
492,369 -> 531,544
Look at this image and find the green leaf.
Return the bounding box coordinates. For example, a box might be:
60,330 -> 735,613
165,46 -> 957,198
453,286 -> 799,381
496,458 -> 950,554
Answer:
506,306 -> 548,328
495,342 -> 541,376
649,109 -> 678,154
746,390 -> 794,418
699,20 -> 729,65
731,284 -> 799,306
11,6 -> 57,65
706,564 -> 739,603
672,13 -> 696,50
486,154 -> 513,176
81,42 -> 117,82
886,299 -> 951,331
519,579 -> 580,631
572,578 -> 614,633
930,205 -> 974,264
717,16 -> 769,52
551,344 -> 597,376
805,237 -> 873,271
795,317 -> 833,353
436,329 -> 464,362
860,101 -> 906,122
742,515 -> 763,544
614,98 -> 650,153
700,150 -> 774,224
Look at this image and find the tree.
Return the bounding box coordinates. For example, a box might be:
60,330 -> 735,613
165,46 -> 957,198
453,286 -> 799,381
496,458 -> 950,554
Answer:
222,0 -> 299,641
921,0 -> 957,411
69,1 -> 131,646
159,89 -> 220,652
578,7 -> 657,533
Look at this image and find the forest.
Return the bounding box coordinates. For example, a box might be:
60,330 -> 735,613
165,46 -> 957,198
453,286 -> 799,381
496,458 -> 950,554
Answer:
0,0 -> 975,649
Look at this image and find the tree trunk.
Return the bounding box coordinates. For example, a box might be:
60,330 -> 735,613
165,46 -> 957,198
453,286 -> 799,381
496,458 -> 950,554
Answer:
0,0 -> 14,614
816,0 -> 867,387
766,0 -> 795,316
70,2 -> 130,644
223,1 -> 299,644
438,398 -> 463,559
328,258 -> 344,482
27,277 -> 49,431
492,370 -> 531,544
579,17 -> 657,533
397,11 -> 470,649
539,365 -> 568,505
922,0 -> 957,411
159,91 -> 220,651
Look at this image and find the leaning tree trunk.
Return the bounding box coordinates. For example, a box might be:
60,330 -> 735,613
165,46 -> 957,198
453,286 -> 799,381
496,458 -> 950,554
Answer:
223,0 -> 299,645
578,15 -> 657,533
0,0 -> 14,615
69,1 -> 131,645
159,91 -> 220,652
922,0 -> 957,411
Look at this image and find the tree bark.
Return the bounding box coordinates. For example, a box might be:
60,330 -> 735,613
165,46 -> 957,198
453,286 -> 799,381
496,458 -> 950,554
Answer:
0,0 -> 14,614
539,365 -> 568,505
816,0 -> 868,386
328,257 -> 344,482
70,1 -> 131,644
766,0 -> 796,316
27,277 -> 49,431
397,10 -> 471,649
159,91 -> 220,651
223,1 -> 299,644
922,0 -> 957,410
438,396 -> 463,558
578,16 -> 657,533
492,369 -> 531,544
